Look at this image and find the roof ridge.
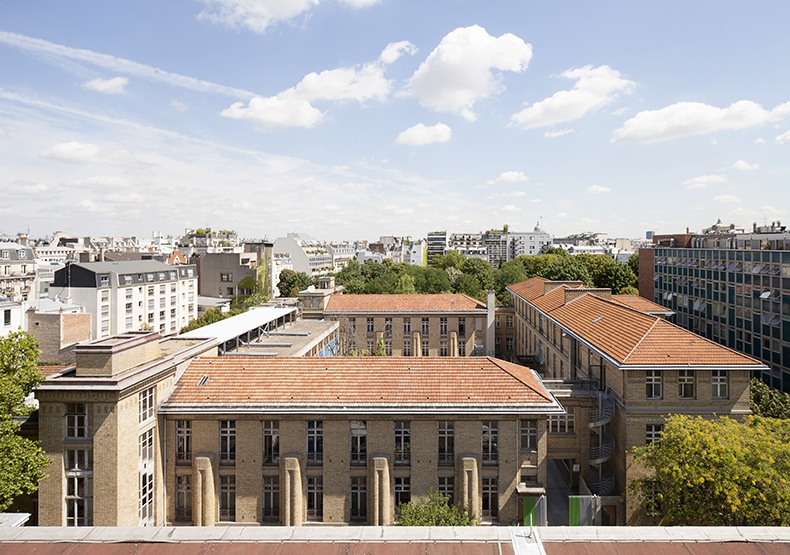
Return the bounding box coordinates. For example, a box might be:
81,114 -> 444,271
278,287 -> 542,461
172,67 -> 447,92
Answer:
487,357 -> 553,402
650,318 -> 759,362
623,318 -> 659,363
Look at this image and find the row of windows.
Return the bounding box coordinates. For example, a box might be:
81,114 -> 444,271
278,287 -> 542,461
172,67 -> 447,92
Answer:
175,419 -> 541,468
352,339 -> 468,357
355,317 -> 469,338
645,370 -> 728,400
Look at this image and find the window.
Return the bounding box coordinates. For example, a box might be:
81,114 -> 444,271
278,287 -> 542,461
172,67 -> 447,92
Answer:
350,420 -> 367,466
385,340 -> 392,356
148,299 -> 155,311
170,295 -> 176,306
646,370 -> 662,399
366,340 -> 375,353
3,309 -> 10,327
220,273 -> 233,282
646,424 -> 663,446
549,414 -> 575,434
176,420 -> 192,465
402,341 -> 411,356
263,420 -> 279,465
385,318 -> 392,337
495,315 -> 501,328
506,337 -> 514,352
65,450 -> 93,526
521,420 -> 537,451
482,478 -> 498,519
712,370 -> 728,399
175,475 -> 192,521
394,477 -> 410,508
160,297 -> 166,308
482,421 -> 498,465
219,475 -> 236,522
125,316 -> 133,330
306,477 -> 323,521
438,421 -> 454,466
421,318 -> 429,335
506,314 -> 514,328
263,477 -> 279,520
139,429 -> 155,526
367,318 -> 374,333
440,341 -> 448,356
100,290 -> 109,302
126,302 -> 133,314
458,317 -> 466,337
394,421 -> 410,465
148,285 -> 154,296
220,421 -> 236,466
459,341 -> 466,356
349,318 -> 356,333
679,369 -> 695,399
307,420 -> 323,465
66,403 -> 87,438
139,386 -> 155,423
403,318 -> 411,335
100,320 -> 109,334
351,477 -> 367,521
438,477 -> 454,505
440,317 -> 448,337
421,340 -> 429,357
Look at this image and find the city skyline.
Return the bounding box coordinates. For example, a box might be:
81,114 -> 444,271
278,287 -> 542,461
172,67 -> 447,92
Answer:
1,1 -> 789,242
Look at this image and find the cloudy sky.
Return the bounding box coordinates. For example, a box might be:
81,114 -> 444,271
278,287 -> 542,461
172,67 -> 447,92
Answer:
1,1 -> 789,242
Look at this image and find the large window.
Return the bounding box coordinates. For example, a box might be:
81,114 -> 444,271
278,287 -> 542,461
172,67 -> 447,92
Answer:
219,475 -> 236,522
421,318 -> 429,336
421,341 -> 429,357
403,318 -> 411,336
220,421 -> 236,466
176,420 -> 191,465
458,318 -> 466,337
440,341 -> 448,356
385,318 -> 392,337
307,477 -> 323,521
175,475 -> 192,522
394,421 -> 410,465
440,317 -> 448,337
263,477 -> 279,520
263,420 -> 279,465
679,370 -> 695,399
66,403 -> 88,438
139,429 -> 155,526
482,478 -> 498,519
712,370 -> 728,399
549,414 -> 574,434
438,421 -> 454,466
482,421 -> 498,465
521,420 -> 537,451
139,386 -> 155,424
350,420 -> 367,466
350,477 -> 367,521
65,450 -> 93,526
367,318 -> 374,333
402,341 -> 411,356
394,477 -> 410,507
307,421 -> 323,465
646,370 -> 662,399
438,477 -> 454,505
646,424 -> 663,446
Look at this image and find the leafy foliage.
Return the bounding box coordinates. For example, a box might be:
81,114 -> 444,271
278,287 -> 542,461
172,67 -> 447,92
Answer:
593,261 -> 638,294
179,307 -> 235,334
394,490 -> 477,526
432,250 -> 466,270
0,332 -> 51,511
751,378 -> 790,419
629,414 -> 790,525
628,252 -> 639,278
276,269 -> 313,297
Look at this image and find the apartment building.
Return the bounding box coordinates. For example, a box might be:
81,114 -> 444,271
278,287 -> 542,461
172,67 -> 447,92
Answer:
640,222 -> 790,393
323,292 -> 495,357
196,252 -> 259,299
49,260 -> 198,339
507,277 -> 765,523
274,233 -> 333,277
426,231 -> 448,266
0,241 -> 37,301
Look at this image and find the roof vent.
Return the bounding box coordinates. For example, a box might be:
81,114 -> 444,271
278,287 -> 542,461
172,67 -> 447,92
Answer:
592,317 -> 604,323
197,375 -> 209,386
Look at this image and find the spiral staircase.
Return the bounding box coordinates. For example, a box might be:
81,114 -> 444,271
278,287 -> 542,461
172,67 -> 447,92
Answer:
586,388 -> 615,495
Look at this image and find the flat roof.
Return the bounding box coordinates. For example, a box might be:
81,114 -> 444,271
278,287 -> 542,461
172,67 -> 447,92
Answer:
180,306 -> 297,344
232,318 -> 337,357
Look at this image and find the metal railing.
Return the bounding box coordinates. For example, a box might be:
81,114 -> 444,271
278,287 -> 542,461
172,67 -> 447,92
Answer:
589,435 -> 615,465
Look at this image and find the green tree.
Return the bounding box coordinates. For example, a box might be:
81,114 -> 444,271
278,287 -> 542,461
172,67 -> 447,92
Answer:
620,286 -> 639,295
394,273 -> 417,294
394,490 -> 477,526
541,256 -> 593,284
493,260 -> 528,303
628,252 -> 640,278
575,253 -> 613,283
0,332 -> 51,511
460,257 -> 494,290
544,246 -> 568,257
751,378 -> 790,419
418,267 -> 452,294
593,262 -> 637,294
276,270 -> 312,297
629,414 -> 790,526
361,260 -> 386,282
453,273 -> 483,299
432,250 -> 466,270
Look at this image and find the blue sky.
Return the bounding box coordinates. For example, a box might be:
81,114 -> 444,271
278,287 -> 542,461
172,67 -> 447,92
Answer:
1,1 -> 789,242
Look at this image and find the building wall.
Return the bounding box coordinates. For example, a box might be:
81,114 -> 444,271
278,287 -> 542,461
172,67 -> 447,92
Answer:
28,312 -> 91,362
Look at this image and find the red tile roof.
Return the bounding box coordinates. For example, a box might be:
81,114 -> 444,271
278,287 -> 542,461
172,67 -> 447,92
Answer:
39,364 -> 74,378
162,356 -> 557,410
324,294 -> 486,313
611,294 -> 674,314
506,277 -> 549,302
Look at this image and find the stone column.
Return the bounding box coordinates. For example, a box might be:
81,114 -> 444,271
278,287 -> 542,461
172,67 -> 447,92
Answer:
412,332 -> 421,357
193,454 -> 215,526
459,455 -> 479,520
282,455 -> 303,526
449,331 -> 458,357
370,455 -> 391,525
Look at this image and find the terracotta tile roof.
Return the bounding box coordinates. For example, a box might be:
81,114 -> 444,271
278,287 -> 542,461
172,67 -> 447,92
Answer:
162,356 -> 557,409
39,364 -> 74,378
324,294 -> 486,313
506,277 -> 548,302
611,294 -> 674,314
531,284 -> 584,314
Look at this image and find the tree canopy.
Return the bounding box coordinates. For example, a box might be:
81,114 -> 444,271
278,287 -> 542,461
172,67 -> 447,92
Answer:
629,414 -> 790,526
593,261 -> 638,294
0,332 -> 51,511
276,269 -> 313,297
394,490 -> 477,526
628,252 -> 639,278
751,378 -> 790,419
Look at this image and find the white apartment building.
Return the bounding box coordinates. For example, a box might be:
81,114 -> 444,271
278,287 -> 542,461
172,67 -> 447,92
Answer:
274,233 -> 333,277
49,260 -> 197,339
0,241 -> 37,301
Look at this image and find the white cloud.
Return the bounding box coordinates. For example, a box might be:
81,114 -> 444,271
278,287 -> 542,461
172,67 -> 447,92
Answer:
221,41 -> 415,130
499,204 -> 521,212
3,180 -> 49,194
732,160 -> 760,170
338,0 -> 381,6
395,123 -> 452,146
487,171 -> 529,186
406,25 -> 532,121
512,65 -> 634,129
39,141 -> 143,167
682,174 -> 727,189
385,204 -> 415,215
530,198 -> 541,203
379,41 -> 418,64
196,0 -> 320,33
556,212 -> 567,218
0,31 -> 255,99
170,100 -> 188,112
501,191 -> 526,197
755,138 -> 766,144
777,130 -> 790,145
586,185 -> 611,194
610,107 -> 628,116
612,100 -> 790,143
544,128 -> 573,138
713,194 -> 740,203
67,175 -> 137,188
82,76 -> 128,94
0,127 -> 6,137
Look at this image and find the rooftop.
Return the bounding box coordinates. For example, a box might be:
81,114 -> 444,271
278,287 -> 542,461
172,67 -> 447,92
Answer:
325,294 -> 487,313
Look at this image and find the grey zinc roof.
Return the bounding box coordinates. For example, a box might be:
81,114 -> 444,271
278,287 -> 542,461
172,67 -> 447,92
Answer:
69,260 -> 188,274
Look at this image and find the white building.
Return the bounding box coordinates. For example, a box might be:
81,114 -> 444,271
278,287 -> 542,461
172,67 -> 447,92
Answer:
327,243 -> 355,271
49,260 -> 197,339
0,296 -> 24,337
273,233 -> 333,277
0,242 -> 37,301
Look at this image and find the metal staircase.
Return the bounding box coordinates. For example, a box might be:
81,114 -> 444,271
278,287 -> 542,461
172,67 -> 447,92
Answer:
586,388 -> 615,495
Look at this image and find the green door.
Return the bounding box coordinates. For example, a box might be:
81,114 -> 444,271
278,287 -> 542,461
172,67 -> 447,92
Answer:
521,497 -> 537,526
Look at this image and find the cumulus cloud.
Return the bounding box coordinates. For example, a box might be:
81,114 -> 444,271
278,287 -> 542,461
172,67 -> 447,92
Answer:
170,100 -> 188,112
501,191 -> 526,197
544,128 -> 573,138
2,180 -> 50,195
82,76 -> 128,94
682,174 -> 727,189
732,160 -> 759,170
777,130 -> 790,145
556,212 -> 567,218
612,100 -> 790,143
755,138 -> 766,144
66,175 -> 137,188
499,204 -> 521,212
487,171 -> 529,186
196,0 -> 320,33
512,65 -> 634,129
385,204 -> 415,215
221,40 -> 416,130
586,185 -> 611,194
714,194 -> 740,203
395,122 -> 452,146
0,127 -> 6,137
39,141 -> 142,167
406,25 -> 532,121
338,0 -> 381,6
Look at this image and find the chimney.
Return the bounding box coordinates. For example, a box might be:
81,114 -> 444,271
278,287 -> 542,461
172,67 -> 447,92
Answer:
486,289 -> 496,357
